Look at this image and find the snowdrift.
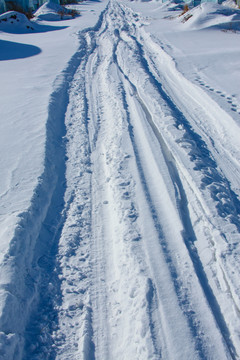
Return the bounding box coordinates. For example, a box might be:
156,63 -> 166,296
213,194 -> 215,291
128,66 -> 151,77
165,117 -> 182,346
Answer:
0,11 -> 34,33
179,2 -> 240,31
34,1 -> 78,21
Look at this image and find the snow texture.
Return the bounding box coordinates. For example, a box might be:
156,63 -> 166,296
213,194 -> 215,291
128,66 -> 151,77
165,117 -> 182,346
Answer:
0,0 -> 240,359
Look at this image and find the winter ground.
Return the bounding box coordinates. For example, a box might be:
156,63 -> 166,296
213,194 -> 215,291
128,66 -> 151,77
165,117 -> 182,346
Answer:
0,0 -> 240,359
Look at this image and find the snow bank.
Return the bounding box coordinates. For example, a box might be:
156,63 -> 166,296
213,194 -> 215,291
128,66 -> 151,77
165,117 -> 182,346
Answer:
179,2 -> 240,30
34,1 -> 78,21
0,11 -> 34,33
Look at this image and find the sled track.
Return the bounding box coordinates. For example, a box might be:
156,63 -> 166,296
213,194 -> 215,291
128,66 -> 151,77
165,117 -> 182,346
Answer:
1,1 -> 240,359
112,26 -> 238,358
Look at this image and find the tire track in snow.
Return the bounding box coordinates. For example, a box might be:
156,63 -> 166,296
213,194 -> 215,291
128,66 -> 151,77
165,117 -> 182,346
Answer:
21,9 -> 109,359
135,35 -> 240,233
52,2 -> 239,359
115,54 -> 211,360
46,21 -> 110,359
110,3 -> 239,358
130,28 -> 240,358
120,65 -> 236,359
59,7 -> 183,358
22,35 -> 93,359
9,1 -> 239,359
86,25 -> 161,359
114,37 -> 237,358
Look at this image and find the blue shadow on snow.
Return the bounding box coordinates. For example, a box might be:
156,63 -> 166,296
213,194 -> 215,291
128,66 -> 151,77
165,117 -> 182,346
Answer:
0,39 -> 41,60
0,21 -> 68,34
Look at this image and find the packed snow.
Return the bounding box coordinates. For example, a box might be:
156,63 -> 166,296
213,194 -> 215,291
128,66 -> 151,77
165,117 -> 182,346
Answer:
0,0 -> 240,359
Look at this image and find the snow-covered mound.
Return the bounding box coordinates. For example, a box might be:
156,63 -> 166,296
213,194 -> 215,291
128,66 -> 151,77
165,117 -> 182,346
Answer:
222,0 -> 239,8
179,3 -> 240,31
34,1 -> 76,21
0,11 -> 35,33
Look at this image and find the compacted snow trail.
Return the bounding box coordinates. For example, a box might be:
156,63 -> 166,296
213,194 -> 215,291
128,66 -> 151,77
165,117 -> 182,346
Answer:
2,1 -> 240,359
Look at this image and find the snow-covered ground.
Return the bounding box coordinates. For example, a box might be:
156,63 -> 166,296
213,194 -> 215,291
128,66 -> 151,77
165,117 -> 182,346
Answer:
0,0 -> 240,359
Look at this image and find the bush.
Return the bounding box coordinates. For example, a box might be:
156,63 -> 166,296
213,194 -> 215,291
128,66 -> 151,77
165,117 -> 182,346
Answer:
57,8 -> 65,19
181,4 -> 189,15
57,6 -> 79,19
68,9 -> 79,18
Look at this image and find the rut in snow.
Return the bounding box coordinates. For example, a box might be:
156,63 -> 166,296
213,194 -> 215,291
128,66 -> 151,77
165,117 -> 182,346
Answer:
12,1 -> 240,360
22,18 -> 106,359
111,23 -> 238,358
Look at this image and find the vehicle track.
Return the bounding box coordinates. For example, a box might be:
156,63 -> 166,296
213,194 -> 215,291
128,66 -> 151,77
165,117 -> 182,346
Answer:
18,1 -> 240,359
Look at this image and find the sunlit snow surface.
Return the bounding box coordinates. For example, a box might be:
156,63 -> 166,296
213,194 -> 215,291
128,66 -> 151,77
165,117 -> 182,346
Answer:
0,0 -> 240,359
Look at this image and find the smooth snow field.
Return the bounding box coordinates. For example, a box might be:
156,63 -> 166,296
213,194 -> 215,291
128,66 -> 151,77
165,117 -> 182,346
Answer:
0,0 -> 240,359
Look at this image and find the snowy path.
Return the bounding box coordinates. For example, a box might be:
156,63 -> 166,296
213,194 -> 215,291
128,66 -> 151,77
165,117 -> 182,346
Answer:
1,1 -> 240,359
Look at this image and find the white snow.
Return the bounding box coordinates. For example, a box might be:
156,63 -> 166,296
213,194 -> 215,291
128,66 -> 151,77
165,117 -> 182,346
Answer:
0,11 -> 35,32
0,0 -> 240,359
34,1 -> 76,21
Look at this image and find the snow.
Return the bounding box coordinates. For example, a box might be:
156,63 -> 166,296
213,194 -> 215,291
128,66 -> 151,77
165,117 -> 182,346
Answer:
0,11 -> 35,32
34,1 -> 77,21
0,0 -> 240,359
178,3 -> 240,30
